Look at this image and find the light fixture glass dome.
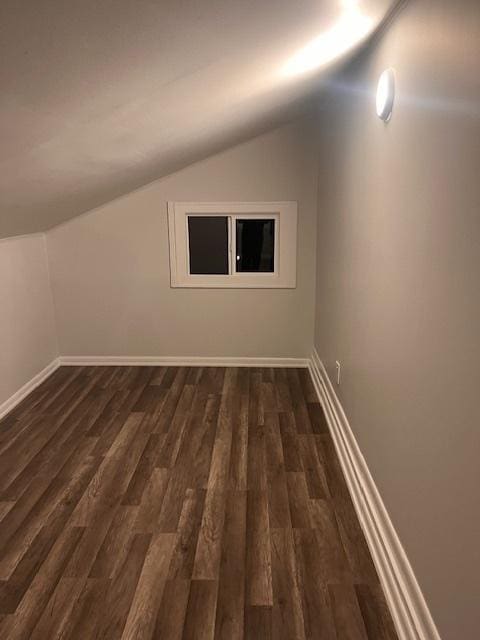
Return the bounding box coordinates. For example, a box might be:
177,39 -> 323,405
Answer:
376,68 -> 395,121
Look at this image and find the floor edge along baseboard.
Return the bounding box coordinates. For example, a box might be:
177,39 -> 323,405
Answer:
0,355 -> 308,421
58,355 -> 309,368
308,349 -> 441,640
0,358 -> 61,421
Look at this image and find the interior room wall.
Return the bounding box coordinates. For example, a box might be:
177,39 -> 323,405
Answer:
313,1 -> 480,638
46,118 -> 318,359
0,234 -> 58,410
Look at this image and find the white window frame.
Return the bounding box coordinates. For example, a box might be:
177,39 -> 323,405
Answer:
167,201 -> 297,288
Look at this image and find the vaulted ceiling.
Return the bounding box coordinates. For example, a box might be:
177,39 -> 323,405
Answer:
0,0 -> 396,238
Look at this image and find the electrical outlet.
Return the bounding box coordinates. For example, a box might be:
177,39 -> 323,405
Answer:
335,361 -> 341,385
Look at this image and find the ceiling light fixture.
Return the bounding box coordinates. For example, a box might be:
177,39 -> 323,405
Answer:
376,68 -> 395,121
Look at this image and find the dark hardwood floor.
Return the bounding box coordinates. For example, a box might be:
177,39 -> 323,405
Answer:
0,366 -> 397,639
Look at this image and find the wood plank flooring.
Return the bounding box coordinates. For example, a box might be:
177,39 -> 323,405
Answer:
0,366 -> 398,639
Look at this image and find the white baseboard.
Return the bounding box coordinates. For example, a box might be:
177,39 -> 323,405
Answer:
0,358 -> 61,421
59,355 -> 309,368
309,349 -> 441,640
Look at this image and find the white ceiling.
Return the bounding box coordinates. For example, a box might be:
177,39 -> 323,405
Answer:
0,0 -> 395,237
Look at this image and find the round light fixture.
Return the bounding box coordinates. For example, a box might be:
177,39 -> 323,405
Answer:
376,68 -> 395,121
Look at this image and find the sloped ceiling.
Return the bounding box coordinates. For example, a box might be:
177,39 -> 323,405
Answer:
0,0 -> 395,238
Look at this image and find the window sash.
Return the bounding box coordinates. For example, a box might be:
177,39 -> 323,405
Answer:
186,213 -> 279,277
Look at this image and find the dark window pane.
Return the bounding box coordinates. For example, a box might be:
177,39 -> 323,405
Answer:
236,219 -> 275,273
188,216 -> 229,275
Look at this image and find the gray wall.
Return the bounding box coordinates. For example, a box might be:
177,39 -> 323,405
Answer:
314,1 -> 480,638
47,119 -> 318,359
0,234 -> 58,409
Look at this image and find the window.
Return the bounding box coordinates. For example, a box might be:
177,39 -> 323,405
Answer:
235,219 -> 275,273
188,216 -> 229,275
167,202 -> 297,288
